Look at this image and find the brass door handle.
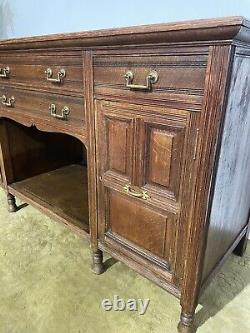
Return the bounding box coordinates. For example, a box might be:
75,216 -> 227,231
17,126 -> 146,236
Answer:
123,184 -> 150,200
1,95 -> 15,107
49,103 -> 70,120
0,66 -> 10,78
45,68 -> 66,83
124,70 -> 158,91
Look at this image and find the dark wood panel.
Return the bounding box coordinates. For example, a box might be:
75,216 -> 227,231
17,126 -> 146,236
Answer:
4,119 -> 84,183
202,52 -> 250,281
179,45 -> 233,326
96,101 -> 135,182
107,118 -> 132,176
148,128 -> 173,187
141,117 -> 187,201
0,118 -> 15,185
95,99 -> 200,284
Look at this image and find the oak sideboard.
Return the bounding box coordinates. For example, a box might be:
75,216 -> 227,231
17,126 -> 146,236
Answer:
0,17 -> 249,333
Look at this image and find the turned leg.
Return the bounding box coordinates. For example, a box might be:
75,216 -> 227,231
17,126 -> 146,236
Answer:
178,311 -> 195,333
234,227 -> 249,257
7,193 -> 17,213
92,249 -> 105,275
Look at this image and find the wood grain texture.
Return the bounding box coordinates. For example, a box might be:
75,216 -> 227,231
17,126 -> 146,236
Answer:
0,86 -> 85,128
109,191 -> 169,258
93,53 -> 207,106
180,45 -> 233,315
202,50 -> 250,281
147,128 -> 173,188
3,119 -> 84,183
95,98 -> 199,286
0,118 -> 15,186
0,51 -> 83,95
107,116 -> 133,177
0,17 -> 250,333
83,51 -> 99,251
10,164 -> 89,229
141,116 -> 186,201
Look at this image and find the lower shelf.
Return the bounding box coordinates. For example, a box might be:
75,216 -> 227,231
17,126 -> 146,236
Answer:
8,164 -> 89,238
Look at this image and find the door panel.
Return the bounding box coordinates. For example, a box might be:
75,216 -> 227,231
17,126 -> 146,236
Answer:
148,128 -> 173,188
96,104 -> 135,183
96,100 -> 196,273
108,118 -> 132,176
141,118 -> 186,201
109,190 -> 168,258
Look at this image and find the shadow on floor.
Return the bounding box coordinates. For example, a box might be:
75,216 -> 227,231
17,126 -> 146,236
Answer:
195,250 -> 250,330
104,257 -> 118,271
16,203 -> 29,211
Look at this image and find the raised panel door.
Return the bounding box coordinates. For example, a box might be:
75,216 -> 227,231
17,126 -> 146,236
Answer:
96,100 -> 199,274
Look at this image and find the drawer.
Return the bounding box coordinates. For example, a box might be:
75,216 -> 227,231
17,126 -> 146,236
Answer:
0,87 -> 85,131
94,54 -> 208,106
0,52 -> 83,95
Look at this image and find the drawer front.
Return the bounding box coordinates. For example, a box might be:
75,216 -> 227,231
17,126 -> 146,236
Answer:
94,53 -> 208,106
0,87 -> 85,130
0,52 -> 83,95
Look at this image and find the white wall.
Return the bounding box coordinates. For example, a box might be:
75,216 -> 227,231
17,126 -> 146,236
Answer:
1,0 -> 250,38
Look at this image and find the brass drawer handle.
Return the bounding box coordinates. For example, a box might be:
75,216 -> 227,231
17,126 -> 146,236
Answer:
45,68 -> 66,83
124,70 -> 158,91
123,184 -> 150,200
0,66 -> 10,78
49,103 -> 70,120
1,95 -> 15,107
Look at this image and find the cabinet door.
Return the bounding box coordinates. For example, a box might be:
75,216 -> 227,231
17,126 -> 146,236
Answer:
95,100 -> 198,273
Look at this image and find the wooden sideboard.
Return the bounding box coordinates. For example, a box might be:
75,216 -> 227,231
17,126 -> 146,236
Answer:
0,17 -> 250,333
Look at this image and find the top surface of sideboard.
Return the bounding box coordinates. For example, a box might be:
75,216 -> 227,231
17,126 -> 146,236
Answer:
0,16 -> 250,50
